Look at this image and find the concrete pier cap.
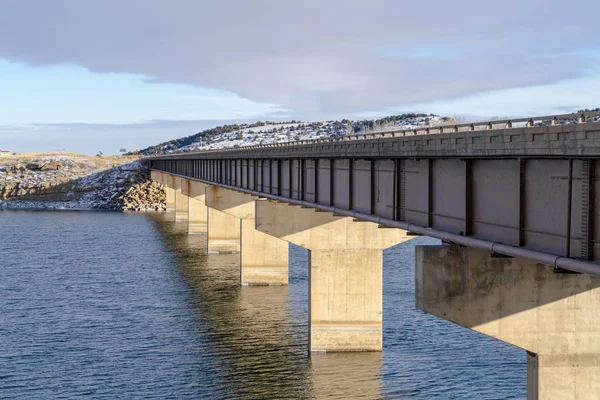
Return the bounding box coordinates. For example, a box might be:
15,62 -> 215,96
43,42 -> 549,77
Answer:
416,245 -> 600,400
256,200 -> 411,352
205,186 -> 289,286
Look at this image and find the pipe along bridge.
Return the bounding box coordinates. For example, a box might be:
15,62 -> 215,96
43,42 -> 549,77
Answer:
148,112 -> 600,399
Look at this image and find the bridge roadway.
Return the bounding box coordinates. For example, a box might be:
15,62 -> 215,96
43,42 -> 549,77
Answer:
148,112 -> 600,399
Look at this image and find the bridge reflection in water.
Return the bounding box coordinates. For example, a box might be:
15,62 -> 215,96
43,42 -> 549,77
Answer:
149,214 -> 386,399
310,352 -> 383,399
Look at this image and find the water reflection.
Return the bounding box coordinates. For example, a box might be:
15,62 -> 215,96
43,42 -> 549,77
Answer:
149,214 -> 312,399
310,352 -> 383,399
0,210 -> 527,399
147,212 -> 526,399
149,213 -> 388,399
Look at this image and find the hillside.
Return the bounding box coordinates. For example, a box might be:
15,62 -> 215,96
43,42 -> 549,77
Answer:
133,113 -> 455,155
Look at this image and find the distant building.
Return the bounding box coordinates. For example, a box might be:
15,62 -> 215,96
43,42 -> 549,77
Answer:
0,150 -> 11,155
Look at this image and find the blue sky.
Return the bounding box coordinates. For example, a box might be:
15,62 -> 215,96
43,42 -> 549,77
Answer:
0,60 -> 282,125
1,1 -> 599,154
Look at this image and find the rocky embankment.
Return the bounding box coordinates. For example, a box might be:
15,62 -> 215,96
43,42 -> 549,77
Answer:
0,154 -> 166,211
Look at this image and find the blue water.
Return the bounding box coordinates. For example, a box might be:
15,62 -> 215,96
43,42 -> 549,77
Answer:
0,211 -> 526,399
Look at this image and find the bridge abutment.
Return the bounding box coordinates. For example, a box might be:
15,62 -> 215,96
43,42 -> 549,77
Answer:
416,245 -> 600,399
153,171 -> 175,214
256,201 -> 410,352
206,186 -> 288,285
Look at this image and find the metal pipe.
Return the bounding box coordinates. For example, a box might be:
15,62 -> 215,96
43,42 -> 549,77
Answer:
158,170 -> 600,277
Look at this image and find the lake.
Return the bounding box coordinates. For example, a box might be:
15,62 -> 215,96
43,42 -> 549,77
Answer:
0,210 -> 526,398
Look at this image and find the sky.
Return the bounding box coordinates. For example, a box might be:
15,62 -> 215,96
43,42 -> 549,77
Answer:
1,0 -> 599,154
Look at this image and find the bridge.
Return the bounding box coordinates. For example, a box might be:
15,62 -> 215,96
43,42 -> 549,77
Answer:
148,111 -> 600,399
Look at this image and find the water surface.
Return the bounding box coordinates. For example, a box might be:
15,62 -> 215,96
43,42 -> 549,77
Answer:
0,211 -> 526,398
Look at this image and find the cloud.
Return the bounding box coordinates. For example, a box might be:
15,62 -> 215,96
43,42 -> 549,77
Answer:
1,0 -> 598,119
389,71 -> 600,119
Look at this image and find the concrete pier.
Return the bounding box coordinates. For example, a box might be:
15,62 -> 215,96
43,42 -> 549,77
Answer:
416,245 -> 600,400
256,201 -> 410,352
206,186 -> 289,285
207,207 -> 240,254
153,171 -> 175,214
186,181 -> 208,234
174,177 -> 188,222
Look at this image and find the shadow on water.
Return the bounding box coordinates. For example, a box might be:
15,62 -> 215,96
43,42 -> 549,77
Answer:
148,213 -> 388,399
147,213 -> 526,399
0,210 -> 524,398
148,213 -> 312,399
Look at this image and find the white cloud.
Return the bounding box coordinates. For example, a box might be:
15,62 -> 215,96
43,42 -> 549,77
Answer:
1,0 -> 598,119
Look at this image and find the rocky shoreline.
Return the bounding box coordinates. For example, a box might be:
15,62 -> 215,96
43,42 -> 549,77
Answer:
0,154 -> 166,211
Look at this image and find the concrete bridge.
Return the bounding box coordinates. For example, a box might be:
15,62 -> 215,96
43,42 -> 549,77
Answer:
148,112 -> 600,399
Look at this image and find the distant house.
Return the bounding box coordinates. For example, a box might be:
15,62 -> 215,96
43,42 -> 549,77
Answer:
0,150 -> 11,155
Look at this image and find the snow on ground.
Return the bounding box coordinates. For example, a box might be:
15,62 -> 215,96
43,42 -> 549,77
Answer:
0,157 -> 163,211
165,115 -> 450,153
148,112 -> 600,155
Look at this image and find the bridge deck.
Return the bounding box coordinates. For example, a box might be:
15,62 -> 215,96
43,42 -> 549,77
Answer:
148,117 -> 600,275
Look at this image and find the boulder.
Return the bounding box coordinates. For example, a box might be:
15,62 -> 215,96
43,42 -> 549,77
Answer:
41,161 -> 64,171
26,162 -> 43,171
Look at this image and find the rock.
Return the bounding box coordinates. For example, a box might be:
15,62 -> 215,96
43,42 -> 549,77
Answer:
6,165 -> 26,174
0,157 -> 165,212
41,161 -> 64,171
26,162 -> 43,171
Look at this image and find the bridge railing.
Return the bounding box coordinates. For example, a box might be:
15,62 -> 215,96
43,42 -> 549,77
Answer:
153,110 -> 600,156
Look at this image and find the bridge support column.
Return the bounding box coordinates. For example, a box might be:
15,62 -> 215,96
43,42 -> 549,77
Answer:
416,245 -> 600,400
256,201 -> 410,352
207,207 -> 240,254
174,177 -> 189,221
186,181 -> 208,234
206,187 -> 288,285
155,172 -> 175,214
150,170 -> 162,184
